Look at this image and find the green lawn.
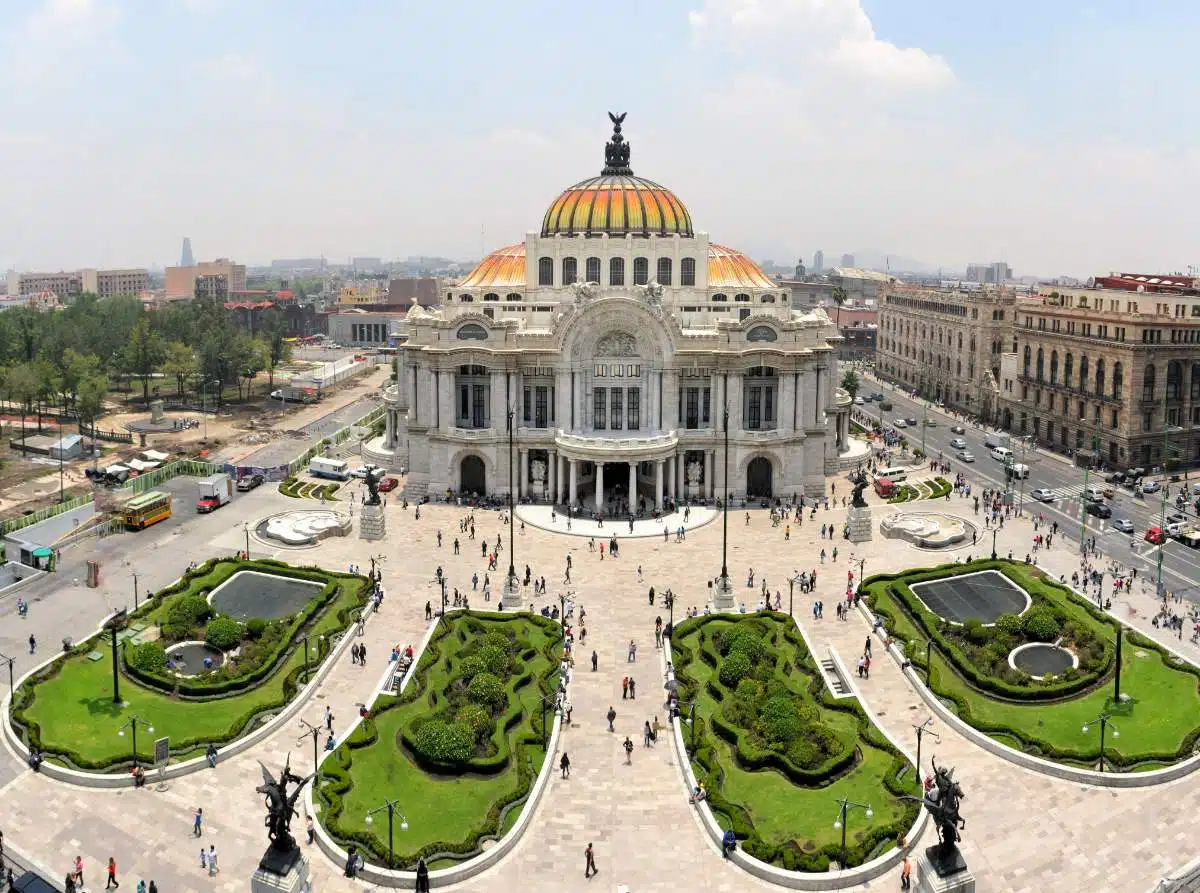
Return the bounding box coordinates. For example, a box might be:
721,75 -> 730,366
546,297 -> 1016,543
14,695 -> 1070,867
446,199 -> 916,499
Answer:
866,560 -> 1200,768
318,613 -> 559,868
13,559 -> 365,769
672,614 -> 919,871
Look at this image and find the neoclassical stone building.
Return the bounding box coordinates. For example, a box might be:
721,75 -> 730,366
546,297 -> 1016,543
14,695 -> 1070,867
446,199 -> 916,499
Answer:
365,115 -> 842,507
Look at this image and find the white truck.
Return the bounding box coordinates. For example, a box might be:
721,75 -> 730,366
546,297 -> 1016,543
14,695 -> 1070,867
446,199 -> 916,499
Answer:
197,473 -> 233,513
984,431 -> 1011,450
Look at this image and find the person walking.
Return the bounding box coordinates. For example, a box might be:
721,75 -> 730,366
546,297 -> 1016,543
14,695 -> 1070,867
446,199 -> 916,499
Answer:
628,678 -> 636,699
207,845 -> 217,876
627,639 -> 636,662
73,856 -> 84,889
415,858 -> 430,893
560,752 -> 570,778
622,677 -> 629,700
606,706 -> 616,732
28,634 -> 35,655
623,735 -> 634,764
325,706 -> 334,732
591,650 -> 598,671
584,842 -> 598,879
193,807 -> 203,837
104,858 -> 118,890
901,855 -> 912,890
643,720 -> 653,747
306,815 -> 315,845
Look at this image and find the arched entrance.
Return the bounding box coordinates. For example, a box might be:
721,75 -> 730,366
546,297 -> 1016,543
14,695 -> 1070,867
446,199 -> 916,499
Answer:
460,455 -> 486,494
746,457 -> 773,498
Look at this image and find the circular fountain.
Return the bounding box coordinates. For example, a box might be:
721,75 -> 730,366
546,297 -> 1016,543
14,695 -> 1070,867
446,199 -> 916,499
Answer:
1009,642 -> 1077,679
256,510 -> 352,547
880,511 -> 977,550
165,641 -> 226,676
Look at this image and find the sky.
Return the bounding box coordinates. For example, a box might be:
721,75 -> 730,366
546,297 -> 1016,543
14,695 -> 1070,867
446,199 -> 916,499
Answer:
2,0 -> 1199,278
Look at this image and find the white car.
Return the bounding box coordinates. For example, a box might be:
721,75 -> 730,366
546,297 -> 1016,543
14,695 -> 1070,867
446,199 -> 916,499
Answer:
1031,488 -> 1055,502
894,419 -> 908,428
1140,480 -> 1161,494
1112,518 -> 1135,534
957,451 -> 975,463
853,396 -> 864,405
950,437 -> 967,449
350,464 -> 381,480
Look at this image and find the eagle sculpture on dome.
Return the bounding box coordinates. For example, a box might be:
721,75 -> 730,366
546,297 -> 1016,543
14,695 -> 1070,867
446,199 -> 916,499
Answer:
602,112 -> 633,176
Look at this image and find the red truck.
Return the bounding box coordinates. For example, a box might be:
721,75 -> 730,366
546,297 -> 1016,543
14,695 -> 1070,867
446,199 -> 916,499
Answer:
197,473 -> 233,513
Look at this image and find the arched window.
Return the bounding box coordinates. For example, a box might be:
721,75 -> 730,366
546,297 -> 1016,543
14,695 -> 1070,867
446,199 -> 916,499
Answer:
969,334 -> 976,351
459,293 -> 473,302
734,293 -> 750,302
1035,348 -> 1044,383
1023,345 -> 1031,376
585,257 -> 601,283
1167,360 -> 1182,400
456,324 -> 488,341
680,257 -> 696,286
656,257 -> 672,285
609,257 -> 625,286
956,359 -> 962,375
760,294 -> 775,303
633,257 -> 649,285
712,293 -> 727,302
538,257 -> 553,286
1050,350 -> 1059,385
957,332 -> 963,350
562,257 -> 578,286
1142,364 -> 1155,402
1113,362 -> 1123,399
1079,355 -> 1089,393
483,292 -> 499,302
1063,353 -> 1073,387
747,325 -> 777,342
1095,359 -> 1105,397
505,292 -> 522,301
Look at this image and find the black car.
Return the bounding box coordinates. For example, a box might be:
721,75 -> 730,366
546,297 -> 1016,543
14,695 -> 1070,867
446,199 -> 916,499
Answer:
1086,502 -> 1112,519
236,473 -> 264,492
905,417 -> 918,426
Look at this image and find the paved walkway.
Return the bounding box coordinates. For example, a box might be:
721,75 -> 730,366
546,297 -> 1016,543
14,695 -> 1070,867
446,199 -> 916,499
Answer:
0,487 -> 1196,893
514,503 -> 719,538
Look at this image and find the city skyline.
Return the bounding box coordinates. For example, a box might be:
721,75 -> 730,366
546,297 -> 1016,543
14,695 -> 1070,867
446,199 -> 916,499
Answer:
2,0 -> 1198,277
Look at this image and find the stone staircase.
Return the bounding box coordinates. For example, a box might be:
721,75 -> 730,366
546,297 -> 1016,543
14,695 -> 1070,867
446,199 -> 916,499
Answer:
819,655 -> 852,697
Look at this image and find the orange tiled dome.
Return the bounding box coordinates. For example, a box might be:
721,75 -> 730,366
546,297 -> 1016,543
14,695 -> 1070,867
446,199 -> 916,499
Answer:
541,114 -> 693,238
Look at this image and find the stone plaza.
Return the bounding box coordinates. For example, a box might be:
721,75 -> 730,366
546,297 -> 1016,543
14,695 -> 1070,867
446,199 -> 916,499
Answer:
0,467 -> 1198,893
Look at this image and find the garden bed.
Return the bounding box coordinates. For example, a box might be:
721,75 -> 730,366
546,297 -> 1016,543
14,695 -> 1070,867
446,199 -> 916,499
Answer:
864,560 -> 1200,769
279,477 -> 341,500
11,557 -> 367,770
318,613 -> 560,868
671,614 -> 918,871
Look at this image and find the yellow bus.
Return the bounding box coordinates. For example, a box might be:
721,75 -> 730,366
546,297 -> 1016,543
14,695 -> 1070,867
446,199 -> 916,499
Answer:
123,490 -> 173,530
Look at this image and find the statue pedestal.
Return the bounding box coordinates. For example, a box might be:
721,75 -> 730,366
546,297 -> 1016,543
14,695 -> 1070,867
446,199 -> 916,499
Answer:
359,502 -> 386,541
846,505 -> 873,543
499,574 -> 522,611
251,851 -> 310,893
916,848 -> 975,893
711,576 -> 736,613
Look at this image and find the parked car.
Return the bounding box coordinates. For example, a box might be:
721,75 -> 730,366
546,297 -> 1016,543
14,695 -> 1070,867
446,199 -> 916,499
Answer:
869,392 -> 884,401
950,437 -> 967,449
378,476 -> 399,492
1140,480 -> 1161,494
1031,488 -> 1056,502
853,396 -> 864,405
1165,521 -> 1189,538
957,451 -> 975,463
1086,502 -> 1112,519
350,463 -> 382,480
894,419 -> 908,428
1112,518 -> 1135,533
236,473 -> 264,492
950,425 -> 965,434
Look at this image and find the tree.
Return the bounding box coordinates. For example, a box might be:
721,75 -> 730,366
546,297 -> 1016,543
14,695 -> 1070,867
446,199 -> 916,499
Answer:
232,335 -> 268,400
162,341 -> 197,398
5,363 -> 39,455
831,286 -> 848,331
77,374 -> 109,467
121,317 -> 167,402
33,359 -> 59,432
259,309 -> 290,389
60,349 -> 101,412
841,369 -> 860,400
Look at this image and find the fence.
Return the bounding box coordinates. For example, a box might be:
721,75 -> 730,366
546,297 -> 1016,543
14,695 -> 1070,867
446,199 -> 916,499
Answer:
288,404 -> 386,475
115,459 -> 225,495
79,422 -> 134,444
0,494 -> 93,537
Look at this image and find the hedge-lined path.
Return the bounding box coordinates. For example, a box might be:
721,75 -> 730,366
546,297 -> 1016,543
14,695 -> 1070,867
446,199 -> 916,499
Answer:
0,491 -> 1197,892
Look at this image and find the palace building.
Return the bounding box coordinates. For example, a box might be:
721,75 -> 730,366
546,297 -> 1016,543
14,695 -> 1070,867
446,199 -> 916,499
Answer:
366,115 -> 844,507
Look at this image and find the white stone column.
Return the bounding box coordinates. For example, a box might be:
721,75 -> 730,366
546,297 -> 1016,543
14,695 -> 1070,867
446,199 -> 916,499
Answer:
490,371 -> 505,430
676,451 -> 685,497
548,450 -> 557,503
706,449 -> 715,498
569,459 -> 578,506
439,372 -> 453,432
655,459 -> 664,510
519,449 -> 528,497
595,462 -> 604,512
665,456 -> 673,500
628,462 -> 637,508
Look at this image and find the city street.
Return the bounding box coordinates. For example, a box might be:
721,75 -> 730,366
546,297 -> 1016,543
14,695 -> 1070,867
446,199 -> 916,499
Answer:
859,373 -> 1200,604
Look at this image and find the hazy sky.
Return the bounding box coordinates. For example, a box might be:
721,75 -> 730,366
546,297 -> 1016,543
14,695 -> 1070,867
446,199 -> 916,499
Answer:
2,0 -> 1198,278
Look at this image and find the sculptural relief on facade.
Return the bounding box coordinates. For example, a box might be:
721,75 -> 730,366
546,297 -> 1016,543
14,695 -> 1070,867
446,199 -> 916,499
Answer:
596,331 -> 638,357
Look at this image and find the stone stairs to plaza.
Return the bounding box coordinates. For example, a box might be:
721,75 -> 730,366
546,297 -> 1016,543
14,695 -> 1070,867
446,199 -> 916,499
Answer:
818,656 -> 852,696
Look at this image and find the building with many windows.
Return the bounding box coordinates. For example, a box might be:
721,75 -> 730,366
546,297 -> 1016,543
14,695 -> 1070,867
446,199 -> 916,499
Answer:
996,284 -> 1200,469
365,116 -> 842,505
876,285 -> 1015,420
5,267 -> 148,298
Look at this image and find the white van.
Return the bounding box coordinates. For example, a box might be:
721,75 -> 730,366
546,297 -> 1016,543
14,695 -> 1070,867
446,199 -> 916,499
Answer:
876,467 -> 908,483
1006,463 -> 1030,480
1084,484 -> 1105,503
990,447 -> 1014,462
309,456 -> 350,481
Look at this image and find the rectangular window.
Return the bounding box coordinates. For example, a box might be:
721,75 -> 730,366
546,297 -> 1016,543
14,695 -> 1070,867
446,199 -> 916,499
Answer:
748,386 -> 762,430
523,386 -> 532,424
1112,410 -> 1119,429
593,389 -> 606,430
678,388 -> 684,424
1142,411 -> 1153,432
764,386 -> 775,425
610,387 -> 623,430
535,387 -> 549,428
627,387 -> 640,430
595,364 -> 607,377
685,387 -> 699,429
702,387 -> 711,423
459,385 -> 469,422
472,385 -> 486,428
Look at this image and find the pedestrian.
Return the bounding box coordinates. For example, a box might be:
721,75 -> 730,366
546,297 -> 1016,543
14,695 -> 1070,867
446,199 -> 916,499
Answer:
415,858 -> 431,893
591,650 -> 598,671
74,856 -> 84,889
606,706 -> 616,732
105,858 -> 118,890
148,883 -> 156,893
627,639 -> 636,662
622,677 -> 629,699
325,706 -> 334,731
28,634 -> 35,655
135,881 -> 145,893
644,720 -> 653,747
560,752 -> 570,778
306,815 -> 315,845
359,644 -> 367,665
628,678 -> 636,699
200,849 -> 208,872
350,643 -> 359,665
584,842 -> 598,879
193,807 -> 203,837
425,601 -> 432,620
207,846 -> 217,876
623,735 -> 634,764
901,855 -> 912,889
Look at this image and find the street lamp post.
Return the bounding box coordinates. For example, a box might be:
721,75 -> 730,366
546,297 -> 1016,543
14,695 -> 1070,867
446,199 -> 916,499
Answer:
1079,416 -> 1101,559
506,407 -> 518,600
364,798 -> 408,868
1082,713 -> 1119,772
0,652 -> 15,701
990,527 -> 999,561
539,693 -> 557,750
852,557 -> 866,594
925,640 -> 938,687
717,398 -> 731,600
440,577 -> 448,619
558,592 -> 567,632
132,572 -> 140,612
912,717 -> 939,784
688,700 -> 698,754
1113,624 -> 1123,703
117,715 -> 154,767
243,522 -> 251,559
298,718 -> 322,780
301,633 -> 324,683
788,571 -> 801,617
105,609 -> 128,705
832,797 -> 874,869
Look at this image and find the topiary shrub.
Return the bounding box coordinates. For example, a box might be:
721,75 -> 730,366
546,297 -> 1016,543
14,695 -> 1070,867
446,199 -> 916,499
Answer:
756,695 -> 803,746
456,656 -> 486,682
411,719 -> 475,765
994,613 -> 1023,637
168,594 -> 211,629
466,672 -> 506,709
962,619 -> 990,645
205,616 -> 244,650
129,641 -> 167,674
726,628 -> 768,664
1022,608 -> 1061,642
245,618 -> 267,640
455,703 -> 495,742
478,643 -> 509,676
719,652 -> 752,688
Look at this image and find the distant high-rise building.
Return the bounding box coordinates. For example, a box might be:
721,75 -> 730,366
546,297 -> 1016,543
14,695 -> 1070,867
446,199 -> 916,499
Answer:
813,250 -> 824,274
966,261 -> 1012,284
841,253 -> 855,268
165,258 -> 246,299
180,237 -> 194,267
